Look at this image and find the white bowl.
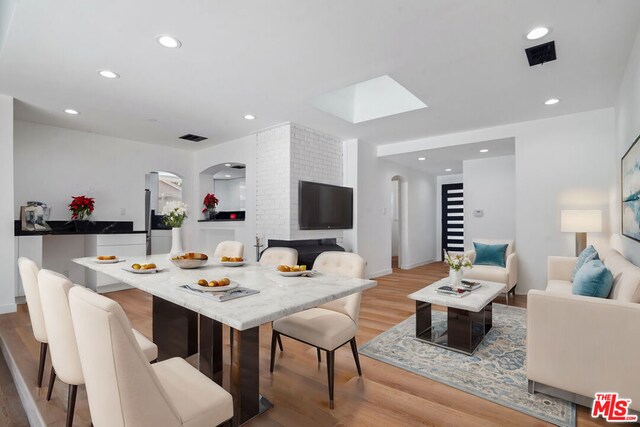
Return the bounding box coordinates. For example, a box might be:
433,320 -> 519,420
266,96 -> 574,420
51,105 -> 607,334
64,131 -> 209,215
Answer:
170,258 -> 208,269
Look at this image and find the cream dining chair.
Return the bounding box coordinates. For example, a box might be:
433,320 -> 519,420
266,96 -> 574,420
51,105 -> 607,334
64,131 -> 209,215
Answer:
259,247 -> 298,267
259,247 -> 299,351
271,251 -> 365,409
17,257 -> 49,387
213,240 -> 244,259
68,286 -> 233,427
38,270 -> 158,427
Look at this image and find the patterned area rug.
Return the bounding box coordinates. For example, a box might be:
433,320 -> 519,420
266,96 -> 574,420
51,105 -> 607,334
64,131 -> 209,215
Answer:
359,305 -> 576,426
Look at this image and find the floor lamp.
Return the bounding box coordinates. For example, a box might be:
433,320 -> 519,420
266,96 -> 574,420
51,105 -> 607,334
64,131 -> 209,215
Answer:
560,210 -> 602,256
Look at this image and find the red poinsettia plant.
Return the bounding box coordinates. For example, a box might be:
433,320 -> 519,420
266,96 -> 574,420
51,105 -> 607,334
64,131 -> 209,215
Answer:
202,193 -> 219,213
69,195 -> 95,220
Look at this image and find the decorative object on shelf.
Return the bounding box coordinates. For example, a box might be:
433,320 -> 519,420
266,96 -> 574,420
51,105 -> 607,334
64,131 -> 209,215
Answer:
162,201 -> 188,258
69,195 -> 95,220
443,249 -> 472,286
254,234 -> 263,262
622,134 -> 640,243
20,201 -> 52,231
202,193 -> 219,220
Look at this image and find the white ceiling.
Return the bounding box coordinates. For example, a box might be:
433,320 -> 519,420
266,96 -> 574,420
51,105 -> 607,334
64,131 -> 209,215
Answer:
1,0 -> 639,150
382,137 -> 515,175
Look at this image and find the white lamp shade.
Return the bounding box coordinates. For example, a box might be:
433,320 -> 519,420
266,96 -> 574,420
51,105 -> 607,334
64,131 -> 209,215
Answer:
561,210 -> 602,233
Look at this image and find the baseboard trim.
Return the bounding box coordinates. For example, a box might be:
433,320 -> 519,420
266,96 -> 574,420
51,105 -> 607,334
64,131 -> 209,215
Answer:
0,303 -> 17,315
368,269 -> 393,279
400,259 -> 435,270
0,335 -> 46,427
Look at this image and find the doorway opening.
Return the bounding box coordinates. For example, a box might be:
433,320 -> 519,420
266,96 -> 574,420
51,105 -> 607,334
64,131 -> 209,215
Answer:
391,176 -> 403,269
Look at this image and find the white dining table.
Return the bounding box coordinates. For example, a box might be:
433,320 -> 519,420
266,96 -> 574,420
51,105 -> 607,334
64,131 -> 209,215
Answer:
73,254 -> 377,426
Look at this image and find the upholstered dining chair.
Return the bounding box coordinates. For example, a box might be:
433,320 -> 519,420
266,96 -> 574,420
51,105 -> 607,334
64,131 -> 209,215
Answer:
259,247 -> 298,267
17,257 -> 49,387
271,251 -> 365,409
68,286 -> 233,427
213,240 -> 244,259
38,270 -> 158,427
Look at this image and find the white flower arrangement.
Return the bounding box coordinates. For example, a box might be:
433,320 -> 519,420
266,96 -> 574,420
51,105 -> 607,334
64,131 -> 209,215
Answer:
443,250 -> 473,271
162,201 -> 188,228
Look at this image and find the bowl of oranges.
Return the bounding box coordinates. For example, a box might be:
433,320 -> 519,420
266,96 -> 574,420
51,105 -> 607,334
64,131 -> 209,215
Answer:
219,256 -> 244,267
277,264 -> 308,277
171,252 -> 208,269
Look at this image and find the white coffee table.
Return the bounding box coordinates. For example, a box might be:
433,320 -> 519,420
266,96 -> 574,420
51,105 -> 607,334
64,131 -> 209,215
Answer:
408,278 -> 505,355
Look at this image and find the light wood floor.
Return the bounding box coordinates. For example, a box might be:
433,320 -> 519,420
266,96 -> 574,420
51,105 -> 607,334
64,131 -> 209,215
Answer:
0,260 -> 605,426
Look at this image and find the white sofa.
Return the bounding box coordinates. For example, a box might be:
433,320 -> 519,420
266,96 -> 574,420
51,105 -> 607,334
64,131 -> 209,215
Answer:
527,248 -> 640,411
463,239 -> 518,304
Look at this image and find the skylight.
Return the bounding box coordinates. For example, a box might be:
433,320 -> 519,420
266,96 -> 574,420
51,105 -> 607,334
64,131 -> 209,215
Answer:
309,75 -> 427,124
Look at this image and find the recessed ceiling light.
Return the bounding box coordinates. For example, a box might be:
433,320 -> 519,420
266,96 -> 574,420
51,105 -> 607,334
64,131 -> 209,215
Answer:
98,70 -> 119,79
244,114 -> 256,120
480,149 -> 489,153
544,98 -> 560,105
64,109 -> 79,115
225,174 -> 231,178
445,168 -> 452,172
418,157 -> 426,161
526,27 -> 550,40
224,163 -> 231,167
156,35 -> 181,48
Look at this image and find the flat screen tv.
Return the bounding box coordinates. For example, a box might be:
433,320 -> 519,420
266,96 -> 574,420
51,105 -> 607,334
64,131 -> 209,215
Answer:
299,180 -> 353,230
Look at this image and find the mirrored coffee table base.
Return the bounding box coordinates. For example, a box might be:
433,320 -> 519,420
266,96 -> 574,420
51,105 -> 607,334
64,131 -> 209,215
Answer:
414,300 -> 493,355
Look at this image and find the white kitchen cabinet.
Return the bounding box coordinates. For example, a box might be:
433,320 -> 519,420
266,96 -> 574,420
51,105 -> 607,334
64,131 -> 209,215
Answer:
84,234 -> 146,293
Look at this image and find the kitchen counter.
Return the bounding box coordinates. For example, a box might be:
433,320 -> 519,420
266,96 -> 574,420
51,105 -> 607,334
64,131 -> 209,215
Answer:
14,220 -> 146,236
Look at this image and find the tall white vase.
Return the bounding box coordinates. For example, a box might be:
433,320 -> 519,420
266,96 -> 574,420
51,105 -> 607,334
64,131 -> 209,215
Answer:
168,227 -> 183,259
449,268 -> 463,286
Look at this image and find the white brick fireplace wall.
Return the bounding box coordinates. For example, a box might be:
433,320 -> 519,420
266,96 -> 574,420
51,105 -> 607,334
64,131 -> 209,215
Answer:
255,122 -> 344,243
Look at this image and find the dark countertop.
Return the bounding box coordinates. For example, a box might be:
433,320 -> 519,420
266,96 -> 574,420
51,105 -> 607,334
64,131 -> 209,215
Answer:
15,220 -> 146,236
198,219 -> 246,223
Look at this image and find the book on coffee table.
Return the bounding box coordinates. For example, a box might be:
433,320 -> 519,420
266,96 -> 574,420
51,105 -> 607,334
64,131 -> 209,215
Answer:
436,285 -> 471,298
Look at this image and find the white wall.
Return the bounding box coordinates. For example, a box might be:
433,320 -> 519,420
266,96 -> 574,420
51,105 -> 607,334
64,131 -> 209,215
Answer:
255,124 -> 291,240
612,26 -> 640,266
289,123 -> 343,240
345,140 -> 437,277
0,95 -> 16,313
435,174 -> 463,260
378,108 -> 616,293
13,120 -> 196,245
463,155 -> 515,248
214,178 -> 246,211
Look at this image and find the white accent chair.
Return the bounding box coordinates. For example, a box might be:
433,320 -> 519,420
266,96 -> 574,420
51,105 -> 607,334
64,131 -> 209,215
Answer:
259,247 -> 298,267
271,251 -> 365,409
69,286 -> 233,427
17,257 -> 48,387
213,240 -> 244,259
38,270 -> 158,427
463,239 -> 518,305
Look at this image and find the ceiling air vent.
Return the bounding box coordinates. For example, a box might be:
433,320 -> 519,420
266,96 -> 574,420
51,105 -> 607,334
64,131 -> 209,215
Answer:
525,41 -> 557,66
179,133 -> 208,143
231,165 -> 246,170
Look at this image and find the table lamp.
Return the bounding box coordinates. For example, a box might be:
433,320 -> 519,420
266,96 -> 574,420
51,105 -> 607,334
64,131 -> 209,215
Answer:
560,210 -> 602,256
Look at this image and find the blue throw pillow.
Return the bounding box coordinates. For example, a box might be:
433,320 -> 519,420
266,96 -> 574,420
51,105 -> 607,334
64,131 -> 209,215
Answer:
572,259 -> 613,298
473,242 -> 508,268
572,245 -> 599,280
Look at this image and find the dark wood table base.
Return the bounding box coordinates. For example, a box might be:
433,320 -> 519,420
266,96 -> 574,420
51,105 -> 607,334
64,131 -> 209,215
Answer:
153,297 -> 273,426
415,299 -> 493,355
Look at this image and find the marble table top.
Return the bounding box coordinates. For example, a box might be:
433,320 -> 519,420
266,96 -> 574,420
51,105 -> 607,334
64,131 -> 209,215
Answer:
73,254 -> 377,331
408,278 -> 505,312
